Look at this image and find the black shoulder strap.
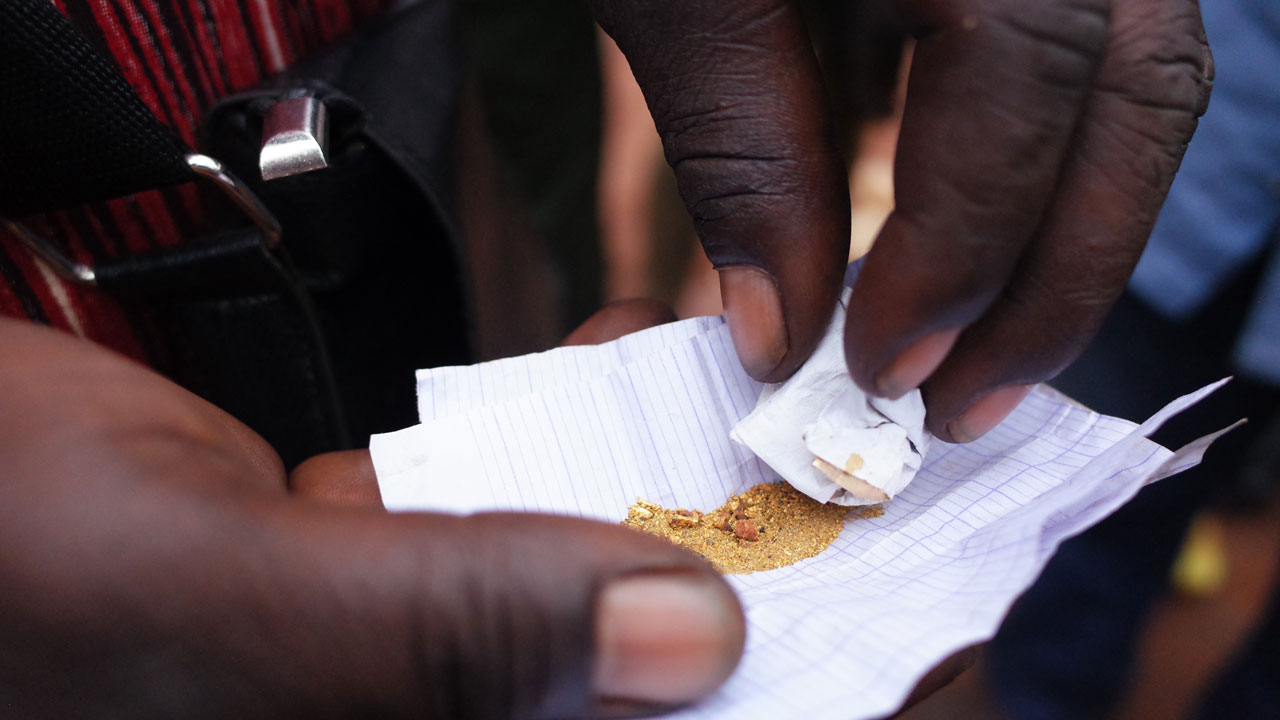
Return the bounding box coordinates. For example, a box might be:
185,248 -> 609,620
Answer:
0,0 -> 353,467
0,0 -> 194,218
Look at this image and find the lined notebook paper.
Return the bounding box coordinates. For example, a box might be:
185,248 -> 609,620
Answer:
372,315 -> 1226,720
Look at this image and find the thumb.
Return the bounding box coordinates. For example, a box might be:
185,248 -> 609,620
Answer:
276,506 -> 746,718
591,0 -> 850,382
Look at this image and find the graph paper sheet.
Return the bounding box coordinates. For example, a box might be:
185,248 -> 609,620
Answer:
372,316 -> 1226,720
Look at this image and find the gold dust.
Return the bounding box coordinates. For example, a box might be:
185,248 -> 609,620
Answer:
621,482 -> 885,575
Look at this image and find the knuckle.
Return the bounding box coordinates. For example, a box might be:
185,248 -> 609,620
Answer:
900,0 -> 1111,87
610,0 -> 846,266
880,211 -> 1017,324
989,0 -> 1112,75
1101,0 -> 1213,118
664,133 -> 845,265
1082,116 -> 1191,202
1079,1 -> 1212,196
674,154 -> 801,225
599,0 -> 793,111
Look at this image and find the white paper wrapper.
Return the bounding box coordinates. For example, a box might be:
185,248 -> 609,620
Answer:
731,292 -> 930,505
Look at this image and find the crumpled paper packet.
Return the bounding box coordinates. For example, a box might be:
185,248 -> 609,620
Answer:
731,290 -> 929,506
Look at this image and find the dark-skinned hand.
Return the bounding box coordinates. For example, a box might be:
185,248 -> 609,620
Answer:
294,301 -> 977,719
589,0 -> 1212,442
0,301 -> 744,719
297,443 -> 977,717
1,296 -> 976,718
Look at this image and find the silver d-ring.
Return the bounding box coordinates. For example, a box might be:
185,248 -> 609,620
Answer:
1,217 -> 97,285
1,153 -> 282,286
184,153 -> 282,250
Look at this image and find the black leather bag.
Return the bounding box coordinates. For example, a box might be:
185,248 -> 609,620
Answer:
0,0 -> 472,468
187,0 -> 473,466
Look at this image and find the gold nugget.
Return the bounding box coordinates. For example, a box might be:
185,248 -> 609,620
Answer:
621,482 -> 884,574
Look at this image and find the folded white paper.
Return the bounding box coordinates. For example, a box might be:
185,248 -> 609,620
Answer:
730,291 -> 929,506
371,315 -> 1225,720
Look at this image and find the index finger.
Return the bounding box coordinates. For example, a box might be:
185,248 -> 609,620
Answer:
844,0 -> 1110,397
590,0 -> 850,382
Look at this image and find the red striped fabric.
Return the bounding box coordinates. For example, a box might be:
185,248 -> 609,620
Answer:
0,0 -> 397,364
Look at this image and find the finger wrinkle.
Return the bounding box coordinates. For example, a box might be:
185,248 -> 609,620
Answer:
698,1 -> 792,41
896,0 -> 1109,36
668,150 -> 792,167
1087,99 -> 1199,158
670,154 -> 806,195
1105,0 -> 1215,89
660,109 -> 805,154
1092,82 -> 1210,117
886,206 -> 1026,277
687,189 -> 790,224
1001,266 -> 1124,317
930,20 -> 1101,98
651,79 -> 805,132
596,0 -> 795,73
650,89 -> 800,143
985,10 -> 1108,65
1093,62 -> 1212,117
893,153 -> 1045,240
1078,95 -> 1201,193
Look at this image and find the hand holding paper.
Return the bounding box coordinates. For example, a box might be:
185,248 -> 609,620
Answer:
732,290 -> 931,506
372,300 -> 1229,719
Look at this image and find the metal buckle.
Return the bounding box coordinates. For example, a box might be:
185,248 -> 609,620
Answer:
1,153 -> 282,287
259,93 -> 329,181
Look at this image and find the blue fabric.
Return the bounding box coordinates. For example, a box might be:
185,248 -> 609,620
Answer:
1234,246 -> 1280,382
988,4 -> 1280,717
988,284 -> 1280,720
1128,0 -> 1280,383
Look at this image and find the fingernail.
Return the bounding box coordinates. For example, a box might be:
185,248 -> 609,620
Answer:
874,329 -> 961,399
719,266 -> 787,380
947,384 -> 1033,443
594,571 -> 745,707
